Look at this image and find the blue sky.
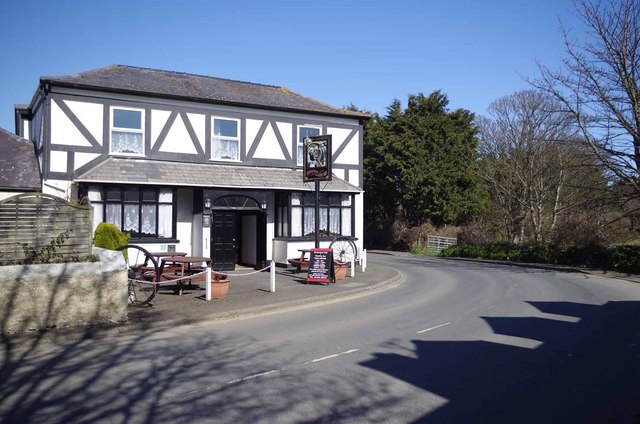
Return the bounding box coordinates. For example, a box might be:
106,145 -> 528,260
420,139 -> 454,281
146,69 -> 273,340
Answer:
0,0 -> 583,132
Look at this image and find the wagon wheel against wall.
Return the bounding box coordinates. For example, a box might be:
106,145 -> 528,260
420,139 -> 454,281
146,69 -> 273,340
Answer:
116,244 -> 160,307
329,236 -> 357,264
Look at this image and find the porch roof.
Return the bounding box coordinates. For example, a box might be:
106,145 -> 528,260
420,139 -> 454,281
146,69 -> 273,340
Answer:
75,158 -> 362,193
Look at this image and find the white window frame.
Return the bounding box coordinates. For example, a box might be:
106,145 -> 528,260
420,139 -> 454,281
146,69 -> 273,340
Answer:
109,106 -> 145,156
211,116 -> 241,162
297,124 -> 322,166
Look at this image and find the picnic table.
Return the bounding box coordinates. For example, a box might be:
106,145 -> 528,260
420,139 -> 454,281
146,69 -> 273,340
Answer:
288,249 -> 312,273
149,251 -> 187,261
160,256 -> 212,295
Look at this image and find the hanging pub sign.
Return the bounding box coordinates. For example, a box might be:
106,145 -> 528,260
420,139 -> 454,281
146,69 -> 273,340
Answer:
303,135 -> 332,182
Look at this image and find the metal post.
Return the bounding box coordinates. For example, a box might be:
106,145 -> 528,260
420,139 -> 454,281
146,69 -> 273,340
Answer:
270,260 -> 276,292
314,180 -> 320,248
205,266 -> 212,301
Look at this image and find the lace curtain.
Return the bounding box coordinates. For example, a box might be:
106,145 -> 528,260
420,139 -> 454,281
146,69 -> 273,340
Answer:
213,139 -> 238,160
112,131 -> 143,154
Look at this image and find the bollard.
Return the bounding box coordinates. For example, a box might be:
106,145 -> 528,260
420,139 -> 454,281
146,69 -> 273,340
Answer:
362,249 -> 367,273
270,260 -> 276,292
205,266 -> 212,301
350,255 -> 355,278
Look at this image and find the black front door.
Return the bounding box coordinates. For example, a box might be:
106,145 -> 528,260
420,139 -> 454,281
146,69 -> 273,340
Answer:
211,211 -> 237,270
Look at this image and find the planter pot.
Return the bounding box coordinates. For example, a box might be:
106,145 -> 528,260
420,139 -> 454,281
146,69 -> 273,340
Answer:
211,279 -> 230,299
333,263 -> 348,280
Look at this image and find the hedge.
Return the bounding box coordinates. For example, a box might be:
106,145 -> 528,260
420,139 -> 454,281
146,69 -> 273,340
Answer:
440,243 -> 640,274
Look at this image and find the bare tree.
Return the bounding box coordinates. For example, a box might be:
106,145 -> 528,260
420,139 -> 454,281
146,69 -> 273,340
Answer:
478,90 -> 601,243
531,0 -> 640,194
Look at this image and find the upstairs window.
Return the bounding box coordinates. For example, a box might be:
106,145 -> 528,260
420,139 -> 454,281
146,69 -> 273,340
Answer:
110,107 -> 144,155
212,117 -> 240,161
297,125 -> 321,166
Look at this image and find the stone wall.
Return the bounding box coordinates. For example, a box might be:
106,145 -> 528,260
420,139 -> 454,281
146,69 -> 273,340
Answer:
0,247 -> 127,333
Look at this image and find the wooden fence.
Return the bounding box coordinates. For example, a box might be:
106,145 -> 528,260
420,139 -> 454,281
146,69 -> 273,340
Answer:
0,193 -> 93,265
417,235 -> 457,253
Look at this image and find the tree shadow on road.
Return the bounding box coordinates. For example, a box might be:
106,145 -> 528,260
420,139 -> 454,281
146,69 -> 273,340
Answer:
361,300 -> 640,423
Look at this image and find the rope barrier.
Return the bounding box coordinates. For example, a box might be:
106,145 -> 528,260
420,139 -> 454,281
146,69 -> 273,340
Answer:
225,265 -> 272,277
127,264 -> 271,285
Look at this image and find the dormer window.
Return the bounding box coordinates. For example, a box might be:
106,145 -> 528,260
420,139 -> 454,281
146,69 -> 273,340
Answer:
211,117 -> 240,161
110,107 -> 144,155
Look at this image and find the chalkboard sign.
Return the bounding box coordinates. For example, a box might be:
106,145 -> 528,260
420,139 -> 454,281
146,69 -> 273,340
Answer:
307,248 -> 334,284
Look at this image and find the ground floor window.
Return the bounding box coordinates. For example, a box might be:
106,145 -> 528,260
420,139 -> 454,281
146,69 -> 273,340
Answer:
84,185 -> 176,240
276,192 -> 353,238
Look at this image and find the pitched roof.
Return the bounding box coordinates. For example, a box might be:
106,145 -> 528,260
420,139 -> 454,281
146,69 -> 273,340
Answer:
75,158 -> 362,192
41,65 -> 369,120
0,127 -> 41,191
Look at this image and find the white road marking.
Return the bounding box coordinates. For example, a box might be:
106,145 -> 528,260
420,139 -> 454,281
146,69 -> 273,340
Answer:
417,322 -> 451,334
227,369 -> 281,384
304,349 -> 360,364
226,349 -> 360,385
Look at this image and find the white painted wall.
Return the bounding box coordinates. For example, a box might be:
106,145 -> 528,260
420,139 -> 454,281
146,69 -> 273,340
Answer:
245,119 -> 263,156
22,120 -> 29,139
329,127 -> 359,166
160,113 -> 197,154
354,192 -> 364,255
50,100 -> 94,147
253,122 -> 286,160
65,100 -> 103,144
175,188 -> 193,254
266,192 -> 275,260
42,179 -> 73,200
187,113 -> 206,152
151,110 -> 171,149
49,151 -> 68,173
74,153 -> 101,171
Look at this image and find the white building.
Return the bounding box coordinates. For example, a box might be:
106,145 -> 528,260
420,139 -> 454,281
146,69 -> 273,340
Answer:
14,65 -> 367,270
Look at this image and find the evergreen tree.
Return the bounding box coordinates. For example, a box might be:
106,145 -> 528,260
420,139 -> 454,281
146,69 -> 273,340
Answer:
363,91 -> 486,240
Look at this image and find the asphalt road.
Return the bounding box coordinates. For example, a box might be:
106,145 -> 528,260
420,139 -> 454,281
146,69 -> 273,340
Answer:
2,254 -> 640,423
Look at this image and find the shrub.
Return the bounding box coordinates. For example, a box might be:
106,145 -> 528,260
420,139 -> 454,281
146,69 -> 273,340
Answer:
610,245 -> 640,273
554,244 -> 611,269
441,241 -> 640,274
93,223 -> 131,251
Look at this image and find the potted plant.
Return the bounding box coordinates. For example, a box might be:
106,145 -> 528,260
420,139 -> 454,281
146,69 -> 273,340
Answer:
211,272 -> 230,299
333,261 -> 349,281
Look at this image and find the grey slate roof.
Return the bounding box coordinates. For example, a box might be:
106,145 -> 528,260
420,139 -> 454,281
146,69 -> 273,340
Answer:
75,158 -> 362,192
42,65 -> 369,119
0,127 -> 41,191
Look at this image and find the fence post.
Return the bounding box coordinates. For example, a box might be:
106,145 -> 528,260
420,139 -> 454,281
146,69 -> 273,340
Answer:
270,260 -> 276,292
205,266 -> 212,301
